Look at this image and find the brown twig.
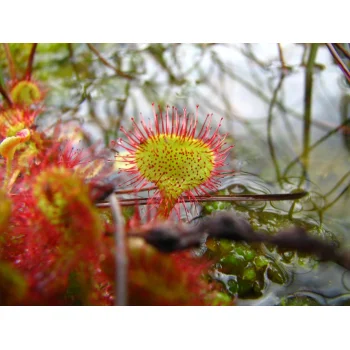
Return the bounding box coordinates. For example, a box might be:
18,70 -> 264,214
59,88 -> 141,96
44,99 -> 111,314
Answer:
303,44 -> 319,171
147,44 -> 185,85
333,43 -> 350,61
133,213 -> 350,272
0,84 -> 13,106
326,43 -> 350,83
96,191 -> 308,208
277,43 -> 291,72
211,51 -> 335,132
267,70 -> 285,186
67,44 -> 80,81
87,43 -> 134,80
25,43 -> 38,80
115,185 -> 157,195
2,44 -> 17,81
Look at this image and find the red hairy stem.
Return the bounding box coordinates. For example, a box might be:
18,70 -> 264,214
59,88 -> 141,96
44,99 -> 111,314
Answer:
25,43 -> 38,80
3,43 -> 17,81
0,84 -> 13,106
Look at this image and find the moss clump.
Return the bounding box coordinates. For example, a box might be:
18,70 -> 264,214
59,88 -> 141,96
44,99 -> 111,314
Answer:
279,296 -> 320,306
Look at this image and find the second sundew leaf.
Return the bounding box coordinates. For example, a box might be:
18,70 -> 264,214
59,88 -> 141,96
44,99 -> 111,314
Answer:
10,80 -> 43,106
0,107 -> 38,138
0,129 -> 31,159
0,129 -> 31,190
32,166 -> 103,243
102,237 -> 225,306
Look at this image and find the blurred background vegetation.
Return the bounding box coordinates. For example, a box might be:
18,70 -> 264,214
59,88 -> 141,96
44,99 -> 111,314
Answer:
1,43 -> 349,305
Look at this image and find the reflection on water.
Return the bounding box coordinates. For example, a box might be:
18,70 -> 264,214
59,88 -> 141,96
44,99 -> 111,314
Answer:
5,43 -> 349,305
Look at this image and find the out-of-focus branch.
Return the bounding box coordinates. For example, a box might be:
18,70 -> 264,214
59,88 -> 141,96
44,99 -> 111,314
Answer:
283,118 -> 350,177
323,170 -> 350,198
322,183 -> 350,212
131,213 -> 350,272
326,43 -> 350,83
303,44 -> 319,170
333,43 -> 350,60
147,44 -> 185,85
96,191 -> 309,208
67,44 -> 81,81
87,43 -> 134,80
2,44 -> 17,81
267,71 -> 285,185
25,43 -> 38,80
212,50 -> 335,132
0,83 -> 13,106
277,43 -> 292,72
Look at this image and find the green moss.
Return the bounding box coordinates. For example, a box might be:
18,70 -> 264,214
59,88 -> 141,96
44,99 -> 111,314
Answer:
207,291 -> 233,306
202,182 -> 339,301
266,264 -> 289,285
279,296 -> 320,306
243,267 -> 256,281
254,255 -> 269,269
207,240 -> 286,299
220,253 -> 245,267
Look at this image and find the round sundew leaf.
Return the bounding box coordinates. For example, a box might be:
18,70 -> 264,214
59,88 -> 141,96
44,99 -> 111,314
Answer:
135,134 -> 215,199
117,104 -> 233,218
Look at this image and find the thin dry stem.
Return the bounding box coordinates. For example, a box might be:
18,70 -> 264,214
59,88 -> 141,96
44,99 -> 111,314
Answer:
333,44 -> 350,61
87,43 -> 134,80
0,83 -> 13,106
326,43 -> 350,83
3,44 -> 17,81
277,43 -> 290,71
267,70 -> 285,186
25,43 -> 38,80
108,193 -> 128,306
97,191 -> 308,208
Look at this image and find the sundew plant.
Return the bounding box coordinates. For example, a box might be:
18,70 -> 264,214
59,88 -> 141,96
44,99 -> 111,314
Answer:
0,43 -> 350,306
117,104 -> 233,218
